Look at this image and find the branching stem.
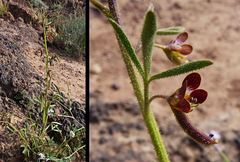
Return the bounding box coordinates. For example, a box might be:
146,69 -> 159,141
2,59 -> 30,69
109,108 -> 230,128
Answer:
149,95 -> 168,104
155,43 -> 166,49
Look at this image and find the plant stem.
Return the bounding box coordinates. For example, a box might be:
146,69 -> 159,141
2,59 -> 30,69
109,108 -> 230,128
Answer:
143,108 -> 170,162
144,75 -> 149,109
92,0 -> 170,161
108,0 -> 121,24
90,0 -> 112,18
154,44 -> 166,49
149,95 -> 167,104
43,18 -> 50,96
107,0 -> 145,108
143,78 -> 170,162
107,0 -> 169,161
42,18 -> 49,132
214,146 -> 231,162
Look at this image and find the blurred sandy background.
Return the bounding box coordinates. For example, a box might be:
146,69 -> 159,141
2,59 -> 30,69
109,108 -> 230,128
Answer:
90,0 -> 240,161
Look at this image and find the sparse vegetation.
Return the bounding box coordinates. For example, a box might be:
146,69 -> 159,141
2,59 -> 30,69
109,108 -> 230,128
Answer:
27,0 -> 86,59
8,20 -> 85,162
48,1 -> 85,59
54,14 -> 86,58
9,91 -> 85,161
26,0 -> 48,9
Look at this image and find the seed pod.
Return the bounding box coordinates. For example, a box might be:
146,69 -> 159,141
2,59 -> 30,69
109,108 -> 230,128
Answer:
171,107 -> 218,145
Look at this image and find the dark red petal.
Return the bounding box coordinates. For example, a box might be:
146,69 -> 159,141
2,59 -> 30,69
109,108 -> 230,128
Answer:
182,73 -> 201,90
176,81 -> 187,99
190,89 -> 208,104
176,32 -> 188,44
176,99 -> 191,113
177,44 -> 193,55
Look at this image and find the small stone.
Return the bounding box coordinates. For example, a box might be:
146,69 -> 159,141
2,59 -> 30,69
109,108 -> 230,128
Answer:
99,129 -> 106,135
98,137 -> 108,145
172,2 -> 182,9
127,123 -> 144,130
17,17 -> 24,23
136,138 -> 145,144
3,12 -> 15,22
91,64 -> 102,74
107,123 -> 127,134
110,83 -> 120,91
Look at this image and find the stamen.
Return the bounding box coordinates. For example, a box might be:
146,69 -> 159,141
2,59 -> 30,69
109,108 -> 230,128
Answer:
190,97 -> 198,103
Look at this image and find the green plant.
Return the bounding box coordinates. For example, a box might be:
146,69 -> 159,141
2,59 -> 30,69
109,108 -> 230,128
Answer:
53,14 -> 86,58
8,17 -> 85,162
0,1 -> 8,17
26,0 -> 48,9
27,0 -> 85,59
90,1 -> 221,162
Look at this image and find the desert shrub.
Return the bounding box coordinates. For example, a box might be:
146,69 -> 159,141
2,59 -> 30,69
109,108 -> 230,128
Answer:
26,0 -> 48,9
26,0 -> 85,59
54,14 -> 86,58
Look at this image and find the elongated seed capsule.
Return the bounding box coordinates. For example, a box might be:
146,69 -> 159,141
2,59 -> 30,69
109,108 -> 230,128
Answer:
171,108 -> 218,145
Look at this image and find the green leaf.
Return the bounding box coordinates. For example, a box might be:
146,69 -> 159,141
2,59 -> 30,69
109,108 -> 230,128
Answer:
108,19 -> 144,77
21,144 -> 30,157
120,44 -> 144,109
141,7 -> 157,76
156,26 -> 185,35
150,60 -> 213,81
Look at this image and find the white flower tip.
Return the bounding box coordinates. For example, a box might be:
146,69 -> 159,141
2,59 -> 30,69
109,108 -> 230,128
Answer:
209,130 -> 221,140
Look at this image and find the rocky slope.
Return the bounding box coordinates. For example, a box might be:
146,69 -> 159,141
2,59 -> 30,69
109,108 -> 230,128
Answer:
0,1 -> 85,161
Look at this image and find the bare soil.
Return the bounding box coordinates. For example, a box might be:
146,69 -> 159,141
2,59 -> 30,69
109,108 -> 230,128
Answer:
90,0 -> 240,161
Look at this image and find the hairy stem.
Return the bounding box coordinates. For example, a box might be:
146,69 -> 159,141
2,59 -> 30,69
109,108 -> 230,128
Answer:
143,77 -> 170,162
144,78 -> 149,111
42,18 -> 50,133
149,95 -> 168,104
143,108 -> 170,162
43,18 -> 50,96
91,1 -> 170,161
108,0 -> 121,24
107,0 -> 169,161
106,0 -> 144,108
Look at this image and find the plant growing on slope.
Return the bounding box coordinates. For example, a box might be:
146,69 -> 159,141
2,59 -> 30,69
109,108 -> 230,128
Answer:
54,14 -> 86,58
90,1 -> 228,162
8,17 -> 85,162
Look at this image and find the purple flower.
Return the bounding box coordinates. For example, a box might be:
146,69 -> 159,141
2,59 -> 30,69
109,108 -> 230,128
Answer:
167,32 -> 193,55
163,32 -> 193,65
168,73 -> 208,113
